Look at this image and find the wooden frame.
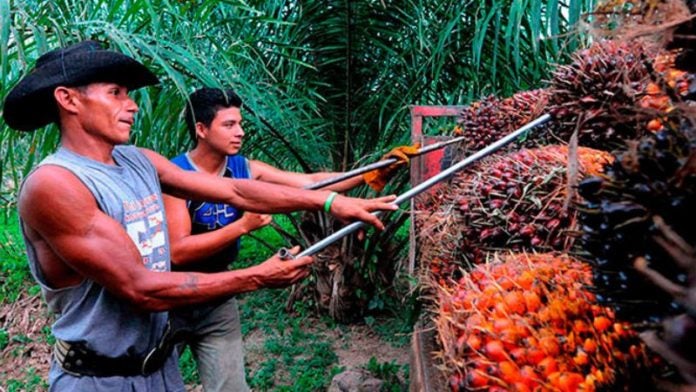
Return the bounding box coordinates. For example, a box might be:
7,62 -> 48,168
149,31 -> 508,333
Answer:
408,105 -> 464,274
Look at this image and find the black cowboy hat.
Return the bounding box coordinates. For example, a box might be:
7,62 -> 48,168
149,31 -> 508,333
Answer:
2,40 -> 159,132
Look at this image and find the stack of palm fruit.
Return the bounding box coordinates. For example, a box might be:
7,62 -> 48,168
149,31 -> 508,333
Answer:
418,145 -> 611,283
450,40 -> 690,158
415,2 -> 696,387
435,253 -> 652,392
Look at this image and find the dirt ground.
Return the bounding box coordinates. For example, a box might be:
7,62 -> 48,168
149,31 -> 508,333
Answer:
0,292 -> 53,387
0,292 -> 410,391
244,321 -> 409,374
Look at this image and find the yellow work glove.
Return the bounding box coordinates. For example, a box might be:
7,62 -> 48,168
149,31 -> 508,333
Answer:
363,143 -> 420,192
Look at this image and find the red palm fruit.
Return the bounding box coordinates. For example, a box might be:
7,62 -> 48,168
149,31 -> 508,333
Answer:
485,340 -> 507,362
466,369 -> 489,388
466,334 -> 483,351
526,347 -> 546,366
573,351 -> 589,366
510,347 -> 528,364
523,291 -> 542,312
538,357 -> 559,378
512,382 -> 532,392
504,292 -> 526,315
517,271 -> 535,290
539,336 -> 561,356
583,338 -> 597,354
559,372 -> 585,392
593,316 -> 612,332
519,365 -> 540,388
494,318 -> 513,333
647,119 -> 663,132
499,360 -> 522,384
449,373 -> 464,391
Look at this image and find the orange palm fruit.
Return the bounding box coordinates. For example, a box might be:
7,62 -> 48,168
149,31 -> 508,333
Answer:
485,340 -> 507,362
593,316 -> 611,332
647,119 -> 662,132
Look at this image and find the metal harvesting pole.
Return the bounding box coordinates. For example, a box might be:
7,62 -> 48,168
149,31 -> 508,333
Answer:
281,114 -> 552,260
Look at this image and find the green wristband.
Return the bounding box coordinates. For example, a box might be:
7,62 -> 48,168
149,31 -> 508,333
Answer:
324,192 -> 338,213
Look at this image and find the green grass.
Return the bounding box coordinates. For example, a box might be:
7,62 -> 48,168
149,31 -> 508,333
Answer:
178,346 -> 201,385
0,211 -> 35,304
4,368 -> 47,392
365,357 -> 409,392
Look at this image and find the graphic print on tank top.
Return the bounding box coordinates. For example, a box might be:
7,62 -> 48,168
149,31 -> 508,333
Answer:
123,193 -> 168,270
191,201 -> 240,231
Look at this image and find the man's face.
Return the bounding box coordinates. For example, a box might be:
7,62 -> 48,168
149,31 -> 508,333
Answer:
73,82 -> 138,144
199,106 -> 244,155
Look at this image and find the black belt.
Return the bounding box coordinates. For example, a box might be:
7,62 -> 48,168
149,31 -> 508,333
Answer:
54,320 -> 186,377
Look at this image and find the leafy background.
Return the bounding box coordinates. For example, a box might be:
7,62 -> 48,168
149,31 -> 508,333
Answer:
0,0 -> 594,205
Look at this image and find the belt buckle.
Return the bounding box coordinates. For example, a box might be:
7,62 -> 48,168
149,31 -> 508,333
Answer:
54,340 -> 83,377
141,320 -> 181,375
141,346 -> 159,375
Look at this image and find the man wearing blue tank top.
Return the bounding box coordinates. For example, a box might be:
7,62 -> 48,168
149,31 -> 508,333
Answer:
163,88 -> 416,391
2,41 -> 398,392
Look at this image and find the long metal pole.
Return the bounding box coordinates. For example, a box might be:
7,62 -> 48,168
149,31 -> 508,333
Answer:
280,114 -> 552,260
303,136 -> 467,190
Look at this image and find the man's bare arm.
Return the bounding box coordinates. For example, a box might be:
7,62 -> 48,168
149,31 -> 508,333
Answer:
141,148 -> 397,230
249,159 -> 364,192
19,166 -> 312,311
163,193 -> 270,266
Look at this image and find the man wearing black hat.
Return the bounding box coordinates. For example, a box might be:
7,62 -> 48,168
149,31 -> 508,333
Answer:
2,40 -> 397,391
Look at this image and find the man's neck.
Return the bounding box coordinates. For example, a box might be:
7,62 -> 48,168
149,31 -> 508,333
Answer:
188,145 -> 227,175
59,130 -> 117,165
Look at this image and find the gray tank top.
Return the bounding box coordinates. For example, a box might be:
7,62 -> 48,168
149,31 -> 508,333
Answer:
21,145 -> 184,391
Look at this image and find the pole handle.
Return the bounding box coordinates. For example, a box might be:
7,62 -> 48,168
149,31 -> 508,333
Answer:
278,247 -> 296,261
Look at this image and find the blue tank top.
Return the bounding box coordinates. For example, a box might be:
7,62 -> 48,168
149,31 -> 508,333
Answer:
170,153 -> 250,272
21,146 -> 184,391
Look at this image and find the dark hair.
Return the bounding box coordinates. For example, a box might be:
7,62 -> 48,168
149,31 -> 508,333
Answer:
185,88 -> 243,144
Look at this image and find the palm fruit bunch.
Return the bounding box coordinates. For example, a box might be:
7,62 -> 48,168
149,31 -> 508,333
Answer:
577,122 -> 696,383
453,89 -> 550,153
435,253 -> 652,392
418,145 -> 611,282
640,51 -> 695,132
577,125 -> 695,322
548,40 -> 660,148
